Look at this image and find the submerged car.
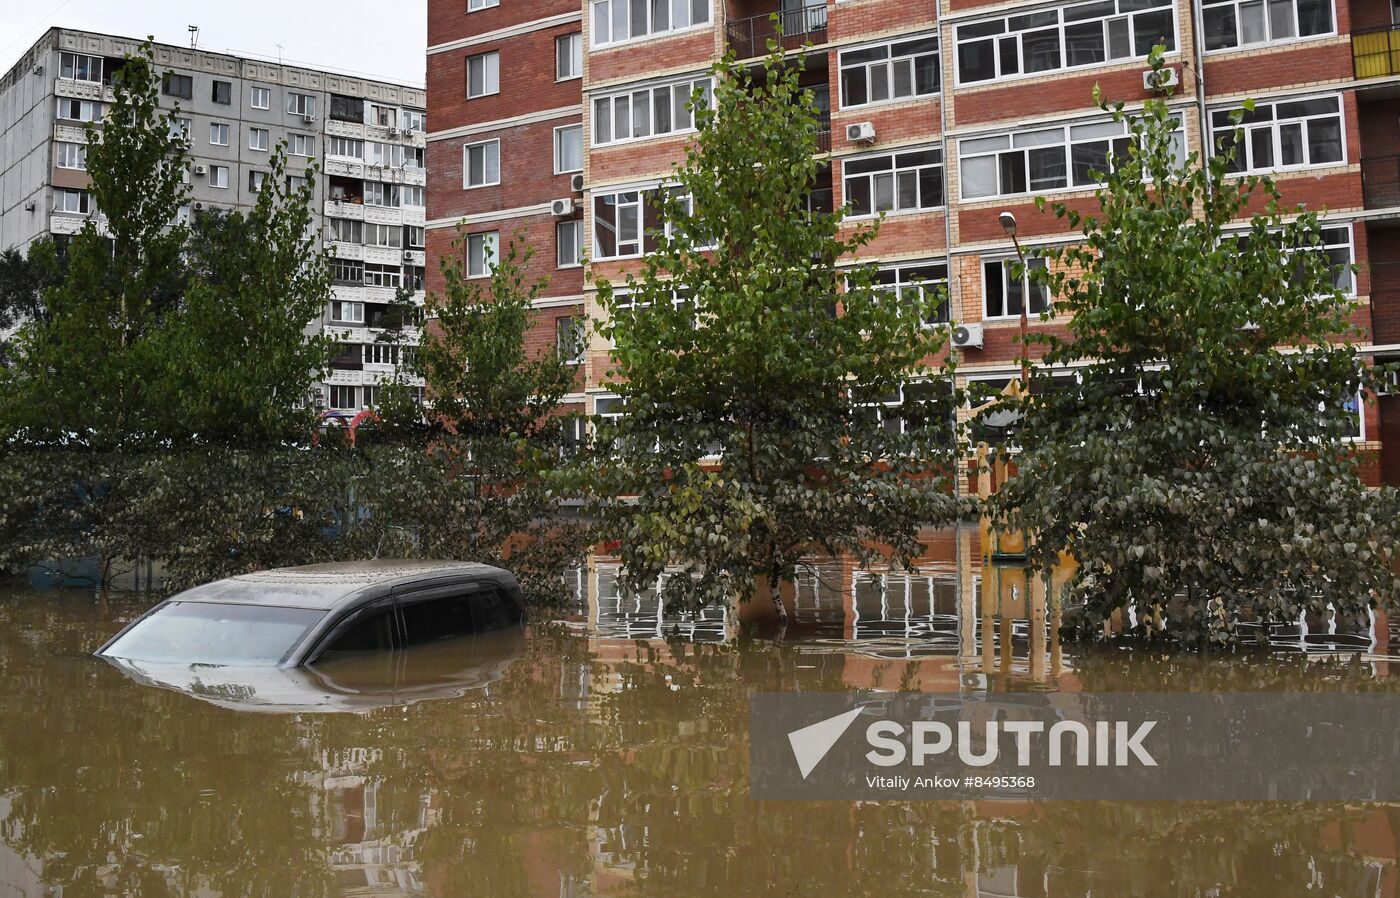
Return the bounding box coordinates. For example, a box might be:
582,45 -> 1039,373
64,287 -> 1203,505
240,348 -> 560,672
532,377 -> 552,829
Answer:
97,560 -> 526,668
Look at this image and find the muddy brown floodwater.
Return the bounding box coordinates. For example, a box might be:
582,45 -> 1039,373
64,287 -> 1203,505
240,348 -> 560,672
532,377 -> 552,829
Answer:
2,560 -> 1400,897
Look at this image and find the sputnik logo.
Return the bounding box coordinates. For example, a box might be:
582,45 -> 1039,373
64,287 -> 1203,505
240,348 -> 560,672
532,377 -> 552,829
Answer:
787,707 -> 864,779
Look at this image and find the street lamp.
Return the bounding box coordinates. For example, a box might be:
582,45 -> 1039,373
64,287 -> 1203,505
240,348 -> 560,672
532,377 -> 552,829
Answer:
999,211 -> 1030,390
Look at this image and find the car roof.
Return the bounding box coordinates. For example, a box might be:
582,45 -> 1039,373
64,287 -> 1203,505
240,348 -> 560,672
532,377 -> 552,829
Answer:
165,560 -> 514,612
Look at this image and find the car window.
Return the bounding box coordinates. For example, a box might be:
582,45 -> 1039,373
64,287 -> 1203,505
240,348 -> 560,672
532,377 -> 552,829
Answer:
103,602 -> 324,665
472,586 -> 521,632
317,606 -> 396,660
400,593 -> 477,646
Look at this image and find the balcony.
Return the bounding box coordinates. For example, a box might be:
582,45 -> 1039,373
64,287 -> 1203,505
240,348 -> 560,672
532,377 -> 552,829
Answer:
726,6 -> 828,60
1361,155 -> 1400,209
1353,25 -> 1400,79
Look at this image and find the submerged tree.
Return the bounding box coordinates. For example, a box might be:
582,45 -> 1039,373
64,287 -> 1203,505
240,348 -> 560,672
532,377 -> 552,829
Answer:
990,53 -> 1399,646
591,44 -> 965,622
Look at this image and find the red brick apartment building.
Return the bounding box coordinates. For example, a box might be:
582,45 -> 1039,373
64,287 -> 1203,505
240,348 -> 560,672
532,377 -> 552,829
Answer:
426,0 -> 1400,484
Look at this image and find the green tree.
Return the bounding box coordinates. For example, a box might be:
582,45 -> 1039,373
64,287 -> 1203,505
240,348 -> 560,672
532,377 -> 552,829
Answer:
591,44 -> 964,622
0,239 -> 65,367
990,54 -> 1399,646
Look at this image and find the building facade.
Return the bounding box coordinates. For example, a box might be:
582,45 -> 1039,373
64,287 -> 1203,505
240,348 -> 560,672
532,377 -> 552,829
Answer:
427,0 -> 1397,481
0,28 -> 428,417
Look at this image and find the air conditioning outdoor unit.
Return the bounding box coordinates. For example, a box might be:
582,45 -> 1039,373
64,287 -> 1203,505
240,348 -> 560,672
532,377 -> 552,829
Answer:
1142,67 -> 1179,92
404,128 -> 415,138
403,250 -> 415,261
387,126 -> 399,136
23,201 -> 35,212
304,112 -> 318,123
951,322 -> 984,349
570,173 -> 585,193
551,198 -> 577,217
193,163 -> 207,176
846,121 -> 876,143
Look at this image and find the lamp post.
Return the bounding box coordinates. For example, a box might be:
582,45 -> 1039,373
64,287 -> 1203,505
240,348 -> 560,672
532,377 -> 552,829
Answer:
998,211 -> 1030,390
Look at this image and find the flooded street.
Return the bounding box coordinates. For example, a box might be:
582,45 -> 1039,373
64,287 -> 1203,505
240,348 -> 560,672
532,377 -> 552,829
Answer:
3,567 -> 1400,897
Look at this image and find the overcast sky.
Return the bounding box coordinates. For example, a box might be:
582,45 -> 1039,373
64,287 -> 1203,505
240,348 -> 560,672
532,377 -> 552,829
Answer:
0,0 -> 427,86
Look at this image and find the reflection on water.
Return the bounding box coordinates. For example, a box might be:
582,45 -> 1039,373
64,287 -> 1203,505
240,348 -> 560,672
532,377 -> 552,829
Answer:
4,550 -> 1400,896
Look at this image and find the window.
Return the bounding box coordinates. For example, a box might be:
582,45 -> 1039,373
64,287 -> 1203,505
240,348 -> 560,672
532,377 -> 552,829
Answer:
55,142 -> 87,170
557,316 -> 587,363
328,137 -> 364,159
331,298 -> 365,321
959,117 -> 1186,200
400,109 -> 427,131
289,133 -> 316,157
557,219 -> 584,266
250,86 -> 271,109
399,592 -> 499,646
983,257 -> 1050,319
1212,95 -> 1343,174
467,231 -> 499,277
329,218 -> 364,243
287,174 -> 308,193
209,165 -> 229,189
162,73 -> 193,99
1203,0 -> 1332,49
593,189 -> 659,259
370,104 -> 395,127
329,385 -> 360,411
364,344 -> 401,365
367,223 -> 404,248
839,37 -> 939,108
955,0 -> 1175,84
169,116 -> 191,140
557,33 -> 583,79
591,0 -> 711,46
212,79 -> 232,104
365,182 -> 396,207
555,125 -> 584,173
53,188 -> 91,214
60,52 -> 102,82
842,148 -> 944,217
248,170 -> 267,193
287,92 -> 317,118
369,142 -> 406,167
463,139 -> 501,187
467,51 -> 500,98
245,127 -> 269,152
406,226 -> 426,248
209,122 -> 230,146
874,262 -> 950,324
469,0 -> 499,9
365,263 -> 403,288
402,185 -> 425,207
592,78 -> 712,146
1229,223 -> 1354,294
330,94 -> 364,123
56,98 -> 103,122
404,146 -> 426,169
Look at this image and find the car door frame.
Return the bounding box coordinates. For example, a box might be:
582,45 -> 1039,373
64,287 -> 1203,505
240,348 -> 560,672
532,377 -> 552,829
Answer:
296,595 -> 403,666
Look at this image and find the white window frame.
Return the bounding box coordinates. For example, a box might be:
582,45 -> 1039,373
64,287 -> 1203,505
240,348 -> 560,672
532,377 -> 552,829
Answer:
464,139 -> 501,188
209,165 -> 230,189
554,125 -> 584,173
400,109 -> 427,131
365,182 -> 401,208
249,127 -> 270,152
250,86 -> 271,109
590,0 -> 713,49
53,188 -> 91,214
55,142 -> 87,170
1201,0 -> 1335,52
331,300 -> 365,323
56,98 -> 103,123
958,116 -> 1186,201
289,133 -> 316,157
367,223 -> 404,248
557,33 -> 583,80
1224,221 -> 1355,296
329,385 -> 359,410
287,92 -> 317,117
328,137 -> 364,160
953,0 -> 1178,87
407,225 -> 426,249
841,146 -> 945,219
209,122 -> 230,146
557,315 -> 587,364
364,262 -> 403,289
248,170 -> 267,193
468,0 -> 499,9
467,231 -> 500,278
591,77 -> 713,147
837,35 -> 940,110
874,261 -> 950,324
982,256 -> 1051,321
557,219 -> 584,267
467,51 -> 500,99
402,185 -> 425,208
1210,93 -> 1346,176
59,52 -> 102,82
592,188 -> 651,260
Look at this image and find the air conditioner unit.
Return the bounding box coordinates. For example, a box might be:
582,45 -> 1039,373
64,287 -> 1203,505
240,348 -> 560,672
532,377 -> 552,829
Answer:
570,173 -> 585,193
387,126 -> 398,136
846,121 -> 876,143
403,128 -> 415,138
551,198 -> 577,217
304,112 -> 318,123
402,250 -> 415,261
951,322 -> 984,349
23,201 -> 35,212
193,163 -> 207,176
1142,67 -> 1179,92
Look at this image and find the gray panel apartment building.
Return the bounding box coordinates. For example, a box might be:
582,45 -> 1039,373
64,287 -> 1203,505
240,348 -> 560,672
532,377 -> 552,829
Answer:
0,28 -> 428,417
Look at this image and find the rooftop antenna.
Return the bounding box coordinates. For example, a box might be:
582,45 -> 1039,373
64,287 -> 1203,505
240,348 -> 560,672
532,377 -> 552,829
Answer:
187,25 -> 199,49
276,43 -> 284,66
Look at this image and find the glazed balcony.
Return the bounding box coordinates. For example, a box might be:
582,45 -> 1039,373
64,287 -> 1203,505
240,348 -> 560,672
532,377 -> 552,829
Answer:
726,5 -> 828,60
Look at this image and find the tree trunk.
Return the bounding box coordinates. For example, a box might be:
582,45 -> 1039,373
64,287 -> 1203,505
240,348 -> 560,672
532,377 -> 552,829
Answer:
768,569 -> 788,625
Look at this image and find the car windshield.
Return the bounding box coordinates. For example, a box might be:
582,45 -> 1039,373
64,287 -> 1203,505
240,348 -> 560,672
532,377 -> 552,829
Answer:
104,602 -> 326,665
